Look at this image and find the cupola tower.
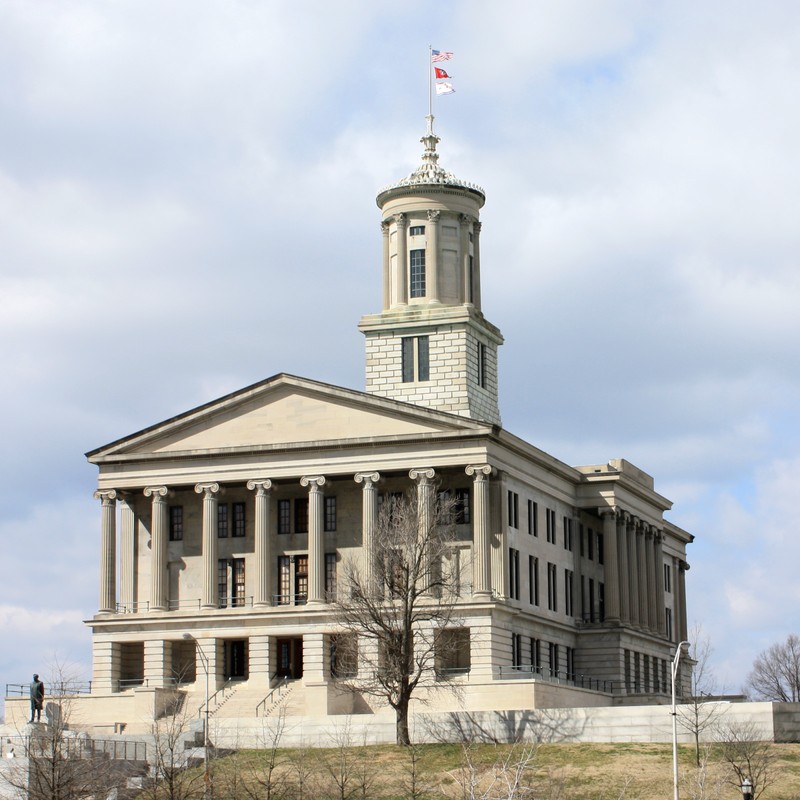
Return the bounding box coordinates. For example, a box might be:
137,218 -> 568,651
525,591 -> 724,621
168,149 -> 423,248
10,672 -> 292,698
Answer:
359,118 -> 503,425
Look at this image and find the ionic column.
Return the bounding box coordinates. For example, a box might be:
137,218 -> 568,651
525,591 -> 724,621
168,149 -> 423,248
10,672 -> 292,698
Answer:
654,531 -> 667,635
636,521 -> 649,627
427,210 -> 440,303
119,493 -> 136,611
645,526 -> 657,632
301,476 -> 326,604
381,221 -> 391,311
409,468 -> 436,586
195,482 -> 220,609
617,513 -> 630,623
600,509 -> 620,623
248,479 -> 273,606
466,464 -> 493,599
94,489 -> 117,614
144,486 -> 168,611
678,561 -> 689,642
626,515 -> 639,627
355,472 -> 381,597
472,220 -> 482,309
394,214 -> 408,307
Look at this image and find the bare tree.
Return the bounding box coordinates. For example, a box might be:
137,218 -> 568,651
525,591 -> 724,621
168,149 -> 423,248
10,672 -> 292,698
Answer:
332,488 -> 463,745
715,719 -> 778,800
242,709 -> 290,800
745,632 -> 800,702
677,624 -> 728,767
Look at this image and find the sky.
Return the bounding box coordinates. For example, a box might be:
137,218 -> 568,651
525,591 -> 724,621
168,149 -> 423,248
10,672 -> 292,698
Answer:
1,0 -> 799,709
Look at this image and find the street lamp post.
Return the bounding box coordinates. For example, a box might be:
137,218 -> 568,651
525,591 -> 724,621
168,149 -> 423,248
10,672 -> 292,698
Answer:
183,633 -> 211,799
741,777 -> 753,800
671,640 -> 690,800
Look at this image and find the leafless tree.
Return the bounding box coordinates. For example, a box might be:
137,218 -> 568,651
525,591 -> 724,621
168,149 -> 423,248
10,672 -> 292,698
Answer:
744,632 -> 800,702
241,708 -> 290,800
677,624 -> 729,767
715,719 -> 778,800
332,488 -> 463,745
317,721 -> 380,800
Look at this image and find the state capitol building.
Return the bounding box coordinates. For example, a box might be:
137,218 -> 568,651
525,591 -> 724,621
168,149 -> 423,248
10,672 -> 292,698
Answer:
23,120 -> 695,736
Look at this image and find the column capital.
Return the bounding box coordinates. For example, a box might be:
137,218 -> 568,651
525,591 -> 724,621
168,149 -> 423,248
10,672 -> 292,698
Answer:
409,467 -> 436,482
598,506 -> 619,520
473,221 -> 482,235
393,213 -> 408,228
144,485 -> 168,498
427,209 -> 440,223
300,475 -> 326,490
465,464 -> 493,480
194,482 -> 220,496
380,220 -> 390,235
460,213 -> 477,226
247,478 -> 273,494
93,489 -> 117,504
354,471 -> 380,487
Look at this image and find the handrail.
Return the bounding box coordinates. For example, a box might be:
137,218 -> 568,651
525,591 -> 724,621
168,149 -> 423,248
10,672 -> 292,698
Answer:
198,676 -> 235,719
271,593 -> 308,606
255,676 -> 290,717
498,664 -> 619,694
5,682 -> 92,698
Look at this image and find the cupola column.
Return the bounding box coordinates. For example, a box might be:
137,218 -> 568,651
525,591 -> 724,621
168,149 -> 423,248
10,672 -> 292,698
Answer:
144,485 -> 169,611
381,221 -> 391,311
195,482 -> 220,609
301,476 -> 326,604
394,214 -> 408,307
248,479 -> 273,606
472,221 -> 482,309
427,210 -> 440,303
94,489 -> 117,614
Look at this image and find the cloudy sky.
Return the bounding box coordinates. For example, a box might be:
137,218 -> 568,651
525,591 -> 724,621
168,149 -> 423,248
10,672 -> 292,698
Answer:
1,1 -> 799,707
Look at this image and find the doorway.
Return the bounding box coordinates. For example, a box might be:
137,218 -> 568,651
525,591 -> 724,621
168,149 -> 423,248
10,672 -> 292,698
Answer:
224,639 -> 249,680
275,637 -> 303,679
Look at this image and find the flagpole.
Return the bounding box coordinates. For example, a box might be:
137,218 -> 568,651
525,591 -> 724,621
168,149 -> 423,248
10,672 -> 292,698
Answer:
428,44 -> 433,133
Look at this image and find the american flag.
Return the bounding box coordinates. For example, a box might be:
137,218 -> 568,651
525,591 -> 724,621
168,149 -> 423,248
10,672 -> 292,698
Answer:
431,50 -> 453,63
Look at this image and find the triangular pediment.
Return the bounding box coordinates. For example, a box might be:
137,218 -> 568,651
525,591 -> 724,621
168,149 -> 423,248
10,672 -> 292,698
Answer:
88,374 -> 489,461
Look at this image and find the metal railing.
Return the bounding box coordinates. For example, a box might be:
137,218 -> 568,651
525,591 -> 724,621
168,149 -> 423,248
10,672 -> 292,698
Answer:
168,598 -> 202,611
255,676 -> 290,717
198,677 -> 236,719
271,593 -> 308,606
5,682 -> 92,698
435,666 -> 471,680
1,735 -> 146,761
115,601 -> 150,613
498,664 -> 619,694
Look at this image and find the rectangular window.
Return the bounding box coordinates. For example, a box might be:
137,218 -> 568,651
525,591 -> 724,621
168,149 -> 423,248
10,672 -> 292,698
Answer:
597,531 -> 605,564
455,488 -> 470,524
325,552 -> 337,598
507,490 -> 519,529
589,578 -> 595,623
529,555 -> 539,606
531,638 -> 540,671
666,607 -> 673,640
566,647 -> 575,680
664,563 -> 672,593
277,556 -> 291,605
564,569 -> 574,617
509,548 -> 520,600
410,248 -> 426,298
477,342 -> 487,388
598,582 -> 605,621
278,499 -> 291,534
546,508 -> 556,544
468,255 -> 474,304
330,633 -> 358,679
587,527 -> 594,560
528,500 -> 538,536
401,335 -> 430,382
232,502 -> 246,538
547,562 -> 557,612
218,559 -> 228,608
435,627 -> 471,677
324,496 -> 337,532
169,505 -> 183,541
294,498 -> 308,533
511,633 -> 522,668
232,558 -> 245,607
563,516 -> 573,551
218,503 -> 229,538
295,555 -> 309,605
409,225 -> 425,236
549,642 -> 559,675
579,523 -> 584,557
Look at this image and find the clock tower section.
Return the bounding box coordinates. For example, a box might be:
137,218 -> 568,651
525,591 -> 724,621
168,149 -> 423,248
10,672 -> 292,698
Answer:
359,119 -> 503,425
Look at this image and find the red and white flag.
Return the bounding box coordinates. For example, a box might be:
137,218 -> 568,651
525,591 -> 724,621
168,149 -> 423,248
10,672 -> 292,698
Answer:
431,49 -> 453,63
434,67 -> 450,79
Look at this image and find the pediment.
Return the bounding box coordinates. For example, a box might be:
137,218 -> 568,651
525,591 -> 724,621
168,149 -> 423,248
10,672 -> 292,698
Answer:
88,374 -> 487,460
